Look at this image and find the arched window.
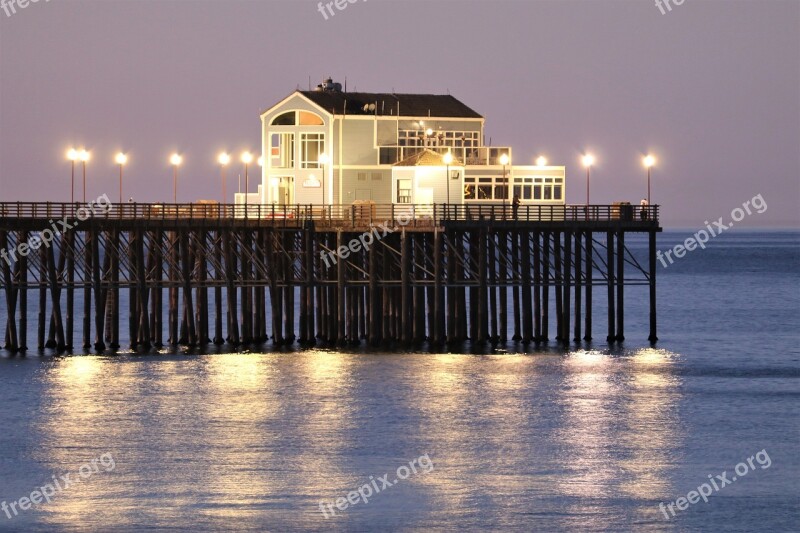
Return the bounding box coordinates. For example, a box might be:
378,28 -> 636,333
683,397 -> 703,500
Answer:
299,111 -> 324,125
271,111 -> 296,126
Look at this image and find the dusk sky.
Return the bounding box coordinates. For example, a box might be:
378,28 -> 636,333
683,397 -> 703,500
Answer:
1,0 -> 798,227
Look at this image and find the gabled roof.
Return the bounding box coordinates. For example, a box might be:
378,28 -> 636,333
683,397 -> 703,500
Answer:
298,91 -> 483,119
393,149 -> 462,167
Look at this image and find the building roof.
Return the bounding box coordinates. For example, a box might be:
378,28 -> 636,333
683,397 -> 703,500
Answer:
393,149 -> 463,167
299,91 -> 483,119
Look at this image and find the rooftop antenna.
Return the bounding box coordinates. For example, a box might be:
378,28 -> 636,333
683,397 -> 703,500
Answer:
344,77 -> 347,92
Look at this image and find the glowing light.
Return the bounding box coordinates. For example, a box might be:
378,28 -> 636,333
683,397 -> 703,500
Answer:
170,153 -> 182,166
644,155 -> 656,168
582,154 -> 595,167
115,152 -> 127,165
425,128 -> 433,136
67,148 -> 78,161
536,156 -> 547,167
257,156 -> 264,167
79,149 -> 90,162
499,153 -> 510,166
241,151 -> 253,164
319,153 -> 329,165
218,152 -> 230,166
443,152 -> 453,165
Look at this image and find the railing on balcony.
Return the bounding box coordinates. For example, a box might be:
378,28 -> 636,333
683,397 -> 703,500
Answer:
0,202 -> 659,229
379,145 -> 513,166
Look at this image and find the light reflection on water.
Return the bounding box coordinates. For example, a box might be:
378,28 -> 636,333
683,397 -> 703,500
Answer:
11,349 -> 685,531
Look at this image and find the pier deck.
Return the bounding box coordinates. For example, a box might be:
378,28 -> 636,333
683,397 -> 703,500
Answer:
0,203 -> 660,352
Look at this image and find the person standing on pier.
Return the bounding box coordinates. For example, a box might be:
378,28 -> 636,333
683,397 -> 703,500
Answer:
640,198 -> 649,220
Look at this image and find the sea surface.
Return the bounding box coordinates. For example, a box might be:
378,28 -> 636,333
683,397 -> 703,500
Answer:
0,230 -> 798,532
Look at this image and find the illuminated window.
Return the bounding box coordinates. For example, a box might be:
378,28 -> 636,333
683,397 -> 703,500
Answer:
299,111 -> 324,125
300,133 -> 325,168
271,133 -> 294,168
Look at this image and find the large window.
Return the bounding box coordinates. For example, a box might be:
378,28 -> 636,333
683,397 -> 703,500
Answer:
270,133 -> 294,168
463,176 -> 509,201
513,176 -> 564,201
300,133 -> 325,168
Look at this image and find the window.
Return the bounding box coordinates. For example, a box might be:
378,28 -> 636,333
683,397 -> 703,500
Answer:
357,172 -> 367,181
300,133 -> 325,168
463,175 -> 510,201
371,173 -> 382,181
515,176 -> 564,201
272,111 -> 296,126
299,111 -> 324,125
397,179 -> 412,204
271,133 -> 294,168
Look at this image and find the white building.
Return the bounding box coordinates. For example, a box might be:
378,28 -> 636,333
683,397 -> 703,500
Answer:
252,78 -> 565,210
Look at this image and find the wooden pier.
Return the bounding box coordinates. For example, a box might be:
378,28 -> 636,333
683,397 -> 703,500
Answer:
0,202 -> 660,352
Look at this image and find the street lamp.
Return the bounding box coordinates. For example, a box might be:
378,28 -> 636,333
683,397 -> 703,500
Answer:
536,155 -> 547,167
67,148 -> 78,203
582,153 -> 595,205
241,152 -> 253,207
115,152 -> 127,205
79,149 -> 90,203
443,151 -> 453,210
218,152 -> 230,205
643,154 -> 656,205
319,152 -> 329,208
499,153 -> 510,218
170,153 -> 182,203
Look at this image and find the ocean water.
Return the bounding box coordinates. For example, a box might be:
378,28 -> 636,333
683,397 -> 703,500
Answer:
0,230 -> 798,532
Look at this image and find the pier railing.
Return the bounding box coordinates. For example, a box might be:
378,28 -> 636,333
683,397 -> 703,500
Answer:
0,202 -> 658,228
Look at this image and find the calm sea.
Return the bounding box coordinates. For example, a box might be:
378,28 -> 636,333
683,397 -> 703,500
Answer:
0,230 -> 798,532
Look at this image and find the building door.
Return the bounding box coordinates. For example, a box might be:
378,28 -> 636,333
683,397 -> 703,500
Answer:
277,176 -> 294,205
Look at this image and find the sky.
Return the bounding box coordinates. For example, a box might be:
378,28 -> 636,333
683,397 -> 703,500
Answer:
0,0 -> 798,228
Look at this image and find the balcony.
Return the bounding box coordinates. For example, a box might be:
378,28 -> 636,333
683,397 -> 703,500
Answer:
380,146 -> 512,166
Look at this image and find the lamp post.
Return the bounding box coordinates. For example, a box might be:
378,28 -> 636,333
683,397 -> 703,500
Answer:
241,152 -> 253,207
170,153 -> 182,203
67,149 -> 78,204
115,152 -> 127,205
218,152 -> 230,205
319,152 -> 329,209
643,154 -> 655,205
499,153 -> 510,218
582,154 -> 595,218
79,149 -> 90,203
443,152 -> 453,216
